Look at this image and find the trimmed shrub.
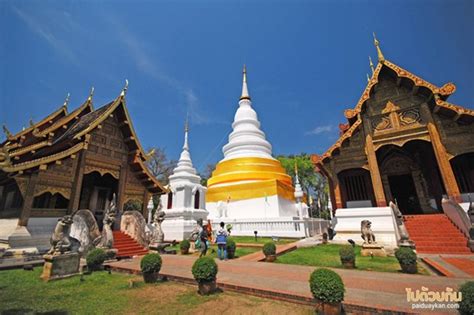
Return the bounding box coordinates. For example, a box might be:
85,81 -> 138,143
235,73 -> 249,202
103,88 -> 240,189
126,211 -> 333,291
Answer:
395,247 -> 417,265
192,256 -> 218,283
339,245 -> 355,263
309,268 -> 345,304
226,238 -> 236,259
180,239 -> 190,251
86,248 -> 106,271
459,281 -> 474,315
263,242 -> 276,256
140,253 -> 162,274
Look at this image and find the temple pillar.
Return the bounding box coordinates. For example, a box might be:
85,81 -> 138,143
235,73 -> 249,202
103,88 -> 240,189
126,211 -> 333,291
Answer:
18,172 -> 39,226
68,151 -> 86,213
427,122 -> 462,202
365,134 -> 387,207
117,162 -> 128,212
142,190 -> 150,218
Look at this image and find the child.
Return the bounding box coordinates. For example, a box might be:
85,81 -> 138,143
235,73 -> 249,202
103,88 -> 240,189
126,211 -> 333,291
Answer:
215,221 -> 228,260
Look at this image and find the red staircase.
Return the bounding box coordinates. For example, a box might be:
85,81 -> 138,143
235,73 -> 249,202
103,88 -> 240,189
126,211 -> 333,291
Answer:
404,214 -> 471,254
113,231 -> 148,258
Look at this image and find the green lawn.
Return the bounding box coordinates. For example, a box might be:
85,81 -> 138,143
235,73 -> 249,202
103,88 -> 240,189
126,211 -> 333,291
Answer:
0,268 -> 313,314
276,244 -> 429,275
229,236 -> 298,245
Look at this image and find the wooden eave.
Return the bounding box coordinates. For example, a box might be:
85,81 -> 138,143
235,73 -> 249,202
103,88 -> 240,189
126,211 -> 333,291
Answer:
344,60 -> 463,121
2,105 -> 67,144
129,151 -> 168,194
33,98 -> 93,138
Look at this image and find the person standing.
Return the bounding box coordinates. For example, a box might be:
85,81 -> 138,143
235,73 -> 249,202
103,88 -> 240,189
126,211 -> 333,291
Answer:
216,221 -> 228,260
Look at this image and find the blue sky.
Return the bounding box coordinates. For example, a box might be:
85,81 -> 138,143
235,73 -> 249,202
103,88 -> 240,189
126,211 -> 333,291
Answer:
1,0 -> 473,173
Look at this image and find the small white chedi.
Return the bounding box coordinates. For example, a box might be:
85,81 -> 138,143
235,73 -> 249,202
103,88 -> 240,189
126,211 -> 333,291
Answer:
160,121 -> 208,241
205,66 -> 324,237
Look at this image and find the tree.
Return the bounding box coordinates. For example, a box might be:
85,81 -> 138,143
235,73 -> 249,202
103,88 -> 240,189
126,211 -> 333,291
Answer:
276,154 -> 329,218
199,163 -> 216,186
146,147 -> 177,185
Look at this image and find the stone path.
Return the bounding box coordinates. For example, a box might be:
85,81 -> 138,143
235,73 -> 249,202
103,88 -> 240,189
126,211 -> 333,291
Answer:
107,254 -> 471,314
237,242 -> 298,262
420,253 -> 474,278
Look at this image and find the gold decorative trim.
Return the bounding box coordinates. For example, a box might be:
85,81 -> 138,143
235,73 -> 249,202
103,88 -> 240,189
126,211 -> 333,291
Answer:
84,165 -> 119,179
10,140 -> 51,157
34,185 -> 71,200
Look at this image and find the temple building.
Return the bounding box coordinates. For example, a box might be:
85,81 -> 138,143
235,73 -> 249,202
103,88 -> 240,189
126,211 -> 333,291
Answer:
0,83 -> 166,248
312,36 -> 473,253
160,120 -> 208,241
206,67 -> 321,237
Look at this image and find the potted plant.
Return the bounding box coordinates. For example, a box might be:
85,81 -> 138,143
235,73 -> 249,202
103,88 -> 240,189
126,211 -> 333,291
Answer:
226,238 -> 236,259
192,256 -> 218,295
180,239 -> 190,255
263,242 -> 277,262
339,245 -> 356,269
395,247 -> 417,274
459,281 -> 474,315
140,253 -> 162,283
309,268 -> 345,315
86,248 -> 107,272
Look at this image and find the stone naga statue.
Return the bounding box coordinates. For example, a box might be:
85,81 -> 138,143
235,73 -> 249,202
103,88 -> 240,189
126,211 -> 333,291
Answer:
361,220 -> 376,244
150,210 -> 165,244
98,194 -> 117,249
47,215 -> 79,255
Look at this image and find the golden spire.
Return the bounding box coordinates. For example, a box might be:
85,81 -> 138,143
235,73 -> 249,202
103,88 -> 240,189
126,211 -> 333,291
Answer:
88,87 -> 95,102
63,93 -> 70,109
121,79 -> 129,97
373,32 -> 385,63
240,64 -> 251,101
369,56 -> 375,73
2,125 -> 12,138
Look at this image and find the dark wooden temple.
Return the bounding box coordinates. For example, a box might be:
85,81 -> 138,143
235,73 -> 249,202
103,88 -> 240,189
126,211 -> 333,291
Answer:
312,37 -> 474,215
0,84 -> 166,226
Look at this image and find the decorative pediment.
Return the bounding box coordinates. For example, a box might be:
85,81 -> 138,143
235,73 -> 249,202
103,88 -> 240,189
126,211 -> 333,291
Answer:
382,101 -> 400,114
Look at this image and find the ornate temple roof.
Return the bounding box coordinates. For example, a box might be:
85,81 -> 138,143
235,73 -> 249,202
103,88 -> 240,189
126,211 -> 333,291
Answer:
0,83 -> 165,194
314,35 -> 474,166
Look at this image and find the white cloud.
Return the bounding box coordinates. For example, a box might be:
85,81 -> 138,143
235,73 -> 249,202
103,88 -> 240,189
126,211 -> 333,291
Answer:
305,125 -> 333,135
12,6 -> 79,65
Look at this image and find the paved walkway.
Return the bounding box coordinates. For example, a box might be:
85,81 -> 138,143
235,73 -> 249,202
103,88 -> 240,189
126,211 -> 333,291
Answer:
107,255 -> 471,314
237,242 -> 298,262
420,253 -> 474,278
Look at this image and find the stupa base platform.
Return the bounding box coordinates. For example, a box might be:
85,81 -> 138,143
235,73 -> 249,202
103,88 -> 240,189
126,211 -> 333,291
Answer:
210,217 -> 329,238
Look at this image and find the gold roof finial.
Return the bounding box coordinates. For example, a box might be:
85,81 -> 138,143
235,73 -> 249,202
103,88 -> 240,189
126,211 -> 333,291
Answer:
121,79 -> 129,97
369,56 -> 375,73
373,32 -> 385,63
63,93 -> 70,109
2,125 -> 12,138
240,64 -> 251,101
88,86 -> 95,101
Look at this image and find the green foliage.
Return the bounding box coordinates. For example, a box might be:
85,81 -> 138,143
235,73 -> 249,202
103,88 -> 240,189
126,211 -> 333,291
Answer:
226,238 -> 236,252
276,154 -> 329,217
339,245 -> 355,263
459,281 -> 474,315
180,239 -> 191,250
145,146 -> 177,185
263,242 -> 276,256
309,268 -> 345,303
86,248 -> 107,270
192,256 -> 218,283
394,247 -> 417,265
140,253 -> 163,274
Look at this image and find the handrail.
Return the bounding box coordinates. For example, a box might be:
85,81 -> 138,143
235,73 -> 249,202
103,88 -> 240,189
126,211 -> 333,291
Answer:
389,201 -> 414,248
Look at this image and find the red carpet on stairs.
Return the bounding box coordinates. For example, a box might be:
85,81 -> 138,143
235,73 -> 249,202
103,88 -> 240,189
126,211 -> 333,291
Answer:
404,214 -> 471,254
113,231 -> 148,258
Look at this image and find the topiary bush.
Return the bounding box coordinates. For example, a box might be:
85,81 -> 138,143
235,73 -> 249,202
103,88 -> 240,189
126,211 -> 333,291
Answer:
459,281 -> 474,315
180,239 -> 190,251
140,253 -> 162,274
339,245 -> 355,263
86,248 -> 106,271
192,256 -> 218,283
226,238 -> 236,259
309,268 -> 345,304
263,242 -> 276,256
395,247 -> 417,274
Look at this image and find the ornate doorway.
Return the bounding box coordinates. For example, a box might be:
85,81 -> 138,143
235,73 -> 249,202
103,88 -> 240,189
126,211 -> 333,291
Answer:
387,174 -> 420,214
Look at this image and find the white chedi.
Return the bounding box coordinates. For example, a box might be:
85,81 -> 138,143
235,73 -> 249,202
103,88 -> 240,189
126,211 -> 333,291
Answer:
160,121 -> 208,241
